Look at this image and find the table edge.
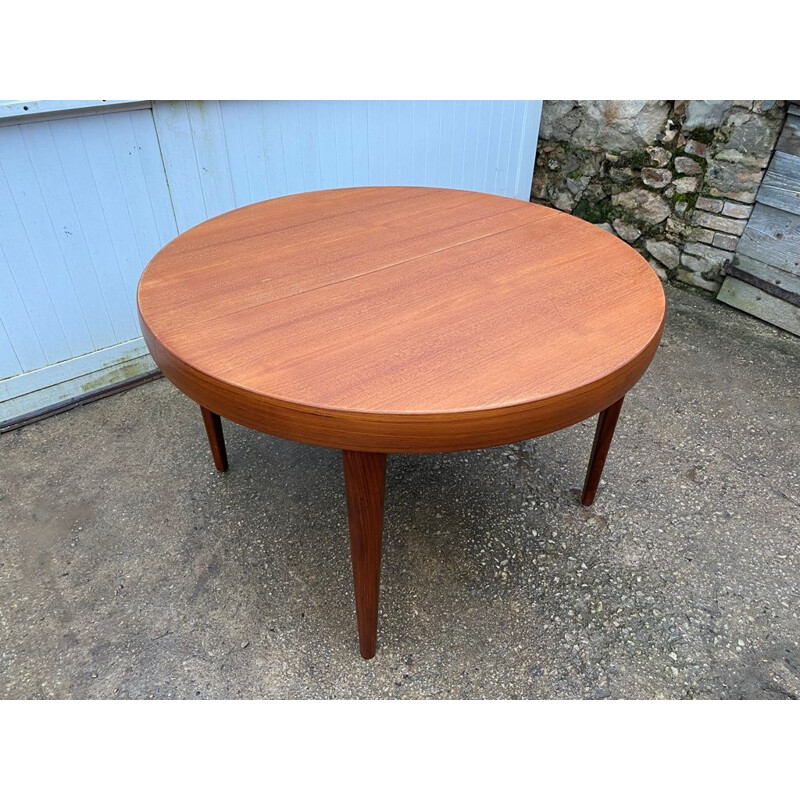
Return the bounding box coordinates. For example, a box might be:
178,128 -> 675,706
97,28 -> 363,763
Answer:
139,306 -> 665,453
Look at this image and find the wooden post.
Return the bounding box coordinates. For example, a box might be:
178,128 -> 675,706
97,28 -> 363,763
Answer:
581,396 -> 624,506
342,451 -> 387,659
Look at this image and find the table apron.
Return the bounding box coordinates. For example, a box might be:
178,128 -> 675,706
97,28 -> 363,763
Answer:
142,320 -> 663,454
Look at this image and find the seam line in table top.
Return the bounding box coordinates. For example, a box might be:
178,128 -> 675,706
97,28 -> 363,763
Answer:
151,186 -> 444,259
143,190 -> 549,279
143,207 -> 562,337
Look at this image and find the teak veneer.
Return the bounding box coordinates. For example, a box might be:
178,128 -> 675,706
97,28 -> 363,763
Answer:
138,186 -> 665,659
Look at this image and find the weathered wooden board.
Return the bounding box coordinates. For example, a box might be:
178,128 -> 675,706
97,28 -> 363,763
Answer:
756,151 -> 800,215
776,113 -> 800,157
789,104 -> 800,118
736,202 -> 800,276
728,253 -> 800,303
717,276 -> 800,336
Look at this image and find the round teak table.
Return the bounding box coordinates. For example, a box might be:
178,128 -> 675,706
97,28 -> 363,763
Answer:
138,186 -> 665,659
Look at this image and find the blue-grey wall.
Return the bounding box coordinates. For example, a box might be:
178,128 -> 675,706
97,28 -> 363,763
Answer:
0,100 -> 542,423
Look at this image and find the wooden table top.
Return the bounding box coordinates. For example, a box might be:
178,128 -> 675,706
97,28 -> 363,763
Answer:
138,187 -> 665,452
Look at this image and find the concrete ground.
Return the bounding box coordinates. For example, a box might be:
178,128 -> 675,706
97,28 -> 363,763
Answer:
1,284 -> 798,699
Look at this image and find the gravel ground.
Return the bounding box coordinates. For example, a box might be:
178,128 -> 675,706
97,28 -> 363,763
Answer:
1,284 -> 798,699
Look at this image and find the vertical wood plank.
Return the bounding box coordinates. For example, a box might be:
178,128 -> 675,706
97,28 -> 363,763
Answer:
55,115 -> 143,342
515,101 -> 540,200
277,101 -> 305,195
423,101 -> 441,185
186,101 -> 237,218
0,243 -> 37,376
504,101 -> 524,197
151,101 -> 208,231
493,101 -> 514,195
128,110 -> 180,246
396,101 -> 414,184
333,101 -> 355,187
367,101 -> 384,186
18,120 -> 115,351
297,101 -> 323,192
0,127 -> 85,362
350,101 -> 370,187
76,114 -> 148,340
382,101 -> 399,186
411,101 -> 427,185
461,101 -> 481,191
436,100 -> 455,188
262,102 -> 289,198
0,315 -> 21,379
315,101 -> 340,190
219,101 -> 258,206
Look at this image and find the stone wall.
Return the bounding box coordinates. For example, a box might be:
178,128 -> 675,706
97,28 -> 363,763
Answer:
531,101 -> 787,291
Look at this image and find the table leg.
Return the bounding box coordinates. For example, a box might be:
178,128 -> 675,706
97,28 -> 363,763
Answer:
342,450 -> 387,659
581,396 -> 624,506
200,406 -> 228,472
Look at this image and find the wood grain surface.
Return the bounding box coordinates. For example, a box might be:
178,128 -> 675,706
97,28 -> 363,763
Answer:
138,187 -> 665,452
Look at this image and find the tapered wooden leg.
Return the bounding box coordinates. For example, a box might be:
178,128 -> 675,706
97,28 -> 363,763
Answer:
200,406 -> 228,472
342,450 -> 387,659
581,396 -> 624,506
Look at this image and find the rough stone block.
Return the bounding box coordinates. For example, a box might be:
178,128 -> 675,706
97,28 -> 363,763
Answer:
713,232 -> 740,251
612,219 -> 642,243
612,188 -> 672,224
666,217 -> 690,236
553,191 -> 575,212
566,176 -> 591,198
674,156 -> 704,175
691,210 -> 747,235
695,196 -> 724,213
682,242 -> 734,267
673,176 -> 699,193
538,100 -> 670,151
687,227 -> 716,244
663,218 -> 684,235
703,161 -> 763,201
677,267 -> 722,292
684,140 -> 708,157
531,174 -> 549,201
684,101 -> 733,130
721,201 -> 753,219
714,149 -> 772,169
582,182 -> 606,203
641,168 -> 672,188
660,122 -> 678,144
645,239 -> 681,269
647,146 -> 672,167
710,188 -> 759,204
717,110 -> 783,159
609,167 -> 636,184
647,259 -> 669,281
